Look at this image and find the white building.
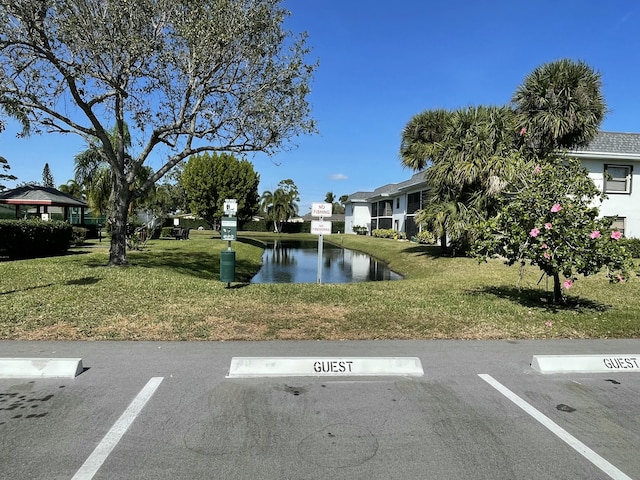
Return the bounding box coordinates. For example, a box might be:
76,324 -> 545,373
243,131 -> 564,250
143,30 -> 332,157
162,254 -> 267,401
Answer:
344,132 -> 640,239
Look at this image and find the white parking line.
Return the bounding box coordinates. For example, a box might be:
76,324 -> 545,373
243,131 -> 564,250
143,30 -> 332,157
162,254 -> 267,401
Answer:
71,377 -> 164,480
478,374 -> 632,480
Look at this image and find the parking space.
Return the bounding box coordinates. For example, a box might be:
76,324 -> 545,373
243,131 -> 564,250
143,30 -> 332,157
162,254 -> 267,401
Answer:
1,340 -> 638,479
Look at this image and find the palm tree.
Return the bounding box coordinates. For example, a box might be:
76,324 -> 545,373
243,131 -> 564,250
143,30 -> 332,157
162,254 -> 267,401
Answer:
512,58 -> 605,158
74,124 -> 152,217
58,179 -> 84,199
261,187 -> 299,233
324,192 -> 335,204
400,109 -> 451,171
401,105 -> 523,252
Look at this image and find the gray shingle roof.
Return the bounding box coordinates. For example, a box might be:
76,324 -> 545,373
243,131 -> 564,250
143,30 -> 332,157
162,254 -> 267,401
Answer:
572,131 -> 640,155
346,171 -> 426,203
0,185 -> 88,207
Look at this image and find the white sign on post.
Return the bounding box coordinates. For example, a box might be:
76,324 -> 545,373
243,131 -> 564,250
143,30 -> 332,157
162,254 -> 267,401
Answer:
224,198 -> 238,216
311,202 -> 332,218
311,220 -> 332,235
311,202 -> 333,284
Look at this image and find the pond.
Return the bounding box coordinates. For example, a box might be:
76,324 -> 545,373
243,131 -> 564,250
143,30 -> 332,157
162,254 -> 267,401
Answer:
250,240 -> 402,284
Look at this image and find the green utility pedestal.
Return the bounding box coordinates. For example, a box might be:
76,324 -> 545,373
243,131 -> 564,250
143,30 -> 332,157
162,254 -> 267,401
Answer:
220,250 -> 236,285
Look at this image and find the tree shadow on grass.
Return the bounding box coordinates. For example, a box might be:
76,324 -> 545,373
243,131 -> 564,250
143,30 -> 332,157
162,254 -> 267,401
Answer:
0,283 -> 55,295
400,244 -> 442,257
80,249 -> 258,282
65,276 -> 101,286
471,285 -> 611,313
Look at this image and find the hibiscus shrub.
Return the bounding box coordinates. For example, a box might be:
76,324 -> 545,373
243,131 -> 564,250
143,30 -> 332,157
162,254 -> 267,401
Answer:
474,157 -> 633,303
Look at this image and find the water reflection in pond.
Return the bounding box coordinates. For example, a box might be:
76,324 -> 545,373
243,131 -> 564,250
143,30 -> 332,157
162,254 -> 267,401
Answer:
250,240 -> 402,284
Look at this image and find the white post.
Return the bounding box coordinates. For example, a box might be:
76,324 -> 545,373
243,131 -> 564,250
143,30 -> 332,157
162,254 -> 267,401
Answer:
317,219 -> 323,284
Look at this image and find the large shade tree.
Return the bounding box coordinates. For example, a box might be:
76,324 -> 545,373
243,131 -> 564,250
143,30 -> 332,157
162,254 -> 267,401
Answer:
0,0 -> 316,265
180,152 -> 260,228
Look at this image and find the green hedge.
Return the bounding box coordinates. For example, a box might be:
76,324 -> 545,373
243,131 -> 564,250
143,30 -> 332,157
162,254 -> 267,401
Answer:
0,219 -> 73,259
372,228 -> 406,240
240,220 -> 269,232
620,237 -> 640,258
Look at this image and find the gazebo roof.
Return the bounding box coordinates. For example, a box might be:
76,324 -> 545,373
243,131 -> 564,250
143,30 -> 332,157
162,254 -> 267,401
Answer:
0,185 -> 88,207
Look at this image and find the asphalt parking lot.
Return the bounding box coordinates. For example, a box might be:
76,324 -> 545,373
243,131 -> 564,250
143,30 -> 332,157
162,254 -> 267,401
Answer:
1,339 -> 639,480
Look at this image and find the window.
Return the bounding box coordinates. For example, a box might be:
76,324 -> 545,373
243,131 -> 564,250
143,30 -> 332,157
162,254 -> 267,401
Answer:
407,192 -> 421,214
378,218 -> 392,229
380,200 -> 393,216
396,198 -> 400,209
604,164 -> 632,193
609,217 -> 625,237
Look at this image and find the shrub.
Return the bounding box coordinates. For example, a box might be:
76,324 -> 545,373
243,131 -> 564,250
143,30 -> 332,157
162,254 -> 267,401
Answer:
372,229 -> 406,240
352,225 -> 368,235
161,227 -> 174,238
620,237 -> 640,258
415,230 -> 436,244
71,227 -> 88,246
0,219 -> 73,258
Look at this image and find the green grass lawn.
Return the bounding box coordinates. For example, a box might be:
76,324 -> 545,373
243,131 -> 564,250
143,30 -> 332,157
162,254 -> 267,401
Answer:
1,230 -> 638,340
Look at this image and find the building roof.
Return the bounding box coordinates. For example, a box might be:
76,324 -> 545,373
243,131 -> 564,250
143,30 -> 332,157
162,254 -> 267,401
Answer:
0,185 -> 88,207
346,171 -> 426,204
346,131 -> 640,203
572,131 -> 640,156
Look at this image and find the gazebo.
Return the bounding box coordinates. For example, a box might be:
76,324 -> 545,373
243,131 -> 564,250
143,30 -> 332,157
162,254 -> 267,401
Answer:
0,185 -> 88,224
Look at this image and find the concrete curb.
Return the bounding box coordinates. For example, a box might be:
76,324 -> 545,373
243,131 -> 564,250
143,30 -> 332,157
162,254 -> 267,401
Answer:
0,358 -> 84,378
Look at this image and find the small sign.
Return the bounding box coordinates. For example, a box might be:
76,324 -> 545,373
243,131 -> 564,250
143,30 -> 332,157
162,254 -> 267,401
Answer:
227,357 -> 424,378
311,202 -> 332,218
311,220 -> 332,235
221,216 -> 237,241
173,218 -> 179,226
531,354 -> 640,374
224,199 -> 238,216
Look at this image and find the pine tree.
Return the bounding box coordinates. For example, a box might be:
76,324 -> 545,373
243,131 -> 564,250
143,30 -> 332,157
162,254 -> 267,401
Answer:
42,163 -> 54,188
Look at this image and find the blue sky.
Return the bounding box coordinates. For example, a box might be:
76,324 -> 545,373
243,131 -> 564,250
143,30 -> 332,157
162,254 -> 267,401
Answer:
2,0 -> 639,214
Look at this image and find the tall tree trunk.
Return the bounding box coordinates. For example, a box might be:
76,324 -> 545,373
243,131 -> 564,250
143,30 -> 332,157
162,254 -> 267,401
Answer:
552,272 -> 562,304
440,232 -> 447,254
109,176 -> 131,266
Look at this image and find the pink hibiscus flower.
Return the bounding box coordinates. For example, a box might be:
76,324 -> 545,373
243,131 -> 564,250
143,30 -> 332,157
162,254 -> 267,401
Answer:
617,274 -> 625,283
520,127 -> 527,136
589,230 -> 601,239
611,231 -> 622,240
543,252 -> 551,260
544,222 -> 552,230
530,228 -> 540,237
541,243 -> 548,249
550,204 -> 562,213
563,279 -> 573,289
534,164 -> 541,174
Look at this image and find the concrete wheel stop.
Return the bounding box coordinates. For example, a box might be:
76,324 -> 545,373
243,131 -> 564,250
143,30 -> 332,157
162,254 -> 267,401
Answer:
531,354 -> 639,374
0,358 -> 84,378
